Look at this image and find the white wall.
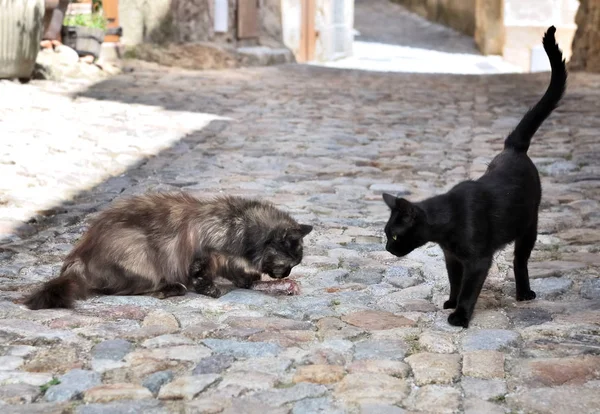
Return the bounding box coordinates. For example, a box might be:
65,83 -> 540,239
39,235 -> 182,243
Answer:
281,0 -> 303,57
281,0 -> 354,62
314,0 -> 354,61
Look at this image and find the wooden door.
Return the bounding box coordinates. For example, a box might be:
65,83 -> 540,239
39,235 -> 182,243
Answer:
298,0 -> 316,62
238,0 -> 260,39
103,0 -> 120,42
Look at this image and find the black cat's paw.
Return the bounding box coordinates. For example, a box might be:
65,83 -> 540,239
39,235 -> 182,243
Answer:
516,290 -> 536,301
443,299 -> 457,309
448,308 -> 470,328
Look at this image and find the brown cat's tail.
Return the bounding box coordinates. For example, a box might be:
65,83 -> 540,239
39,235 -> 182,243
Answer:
24,260 -> 88,310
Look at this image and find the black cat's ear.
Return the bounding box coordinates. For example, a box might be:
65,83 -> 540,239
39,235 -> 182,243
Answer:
384,193 -> 417,219
396,198 -> 414,212
396,198 -> 418,221
383,193 -> 397,209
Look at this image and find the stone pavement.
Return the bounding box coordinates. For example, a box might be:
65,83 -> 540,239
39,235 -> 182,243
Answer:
353,0 -> 479,53
1,61 -> 599,413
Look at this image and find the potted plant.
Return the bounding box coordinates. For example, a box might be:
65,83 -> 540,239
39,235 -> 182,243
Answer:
0,0 -> 45,82
61,0 -> 106,59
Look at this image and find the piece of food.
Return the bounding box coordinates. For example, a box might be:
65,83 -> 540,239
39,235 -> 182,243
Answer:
251,279 -> 301,295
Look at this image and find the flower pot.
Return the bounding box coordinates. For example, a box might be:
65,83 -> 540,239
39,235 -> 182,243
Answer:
61,25 -> 105,58
0,0 -> 45,81
42,0 -> 69,41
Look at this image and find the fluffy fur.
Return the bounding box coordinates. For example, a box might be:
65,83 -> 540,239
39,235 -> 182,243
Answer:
24,193 -> 312,309
382,26 -> 567,328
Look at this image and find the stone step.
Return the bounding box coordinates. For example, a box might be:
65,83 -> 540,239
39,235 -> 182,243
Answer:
236,46 -> 296,67
99,42 -> 126,63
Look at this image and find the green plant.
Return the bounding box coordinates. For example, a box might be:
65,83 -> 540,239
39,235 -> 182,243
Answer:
40,378 -> 61,394
491,394 -> 506,403
63,12 -> 107,30
123,46 -> 138,59
404,333 -> 421,355
72,0 -> 103,11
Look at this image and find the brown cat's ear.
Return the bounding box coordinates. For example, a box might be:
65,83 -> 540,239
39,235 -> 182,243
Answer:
288,224 -> 313,240
298,224 -> 313,237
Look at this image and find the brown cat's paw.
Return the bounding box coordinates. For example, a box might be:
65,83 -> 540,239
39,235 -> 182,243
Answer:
201,284 -> 222,298
152,283 -> 188,299
233,271 -> 262,289
192,278 -> 222,298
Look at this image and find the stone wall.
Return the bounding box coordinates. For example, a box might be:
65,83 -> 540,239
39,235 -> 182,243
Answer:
119,0 -> 286,48
280,0 -> 355,63
393,0 -> 580,72
474,0 -> 503,55
503,0 -> 578,71
570,0 -> 600,72
503,25 -> 576,71
259,0 -> 287,48
393,0 -> 477,36
314,0 -> 354,61
119,0 -> 172,45
169,0 -> 236,44
281,0 -> 302,57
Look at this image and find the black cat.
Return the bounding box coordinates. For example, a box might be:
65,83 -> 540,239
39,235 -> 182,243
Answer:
382,26 -> 567,328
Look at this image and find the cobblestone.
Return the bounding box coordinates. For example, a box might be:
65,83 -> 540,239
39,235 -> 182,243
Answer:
405,352 -> 461,385
83,383 -> 153,403
412,384 -> 462,413
191,355 -> 234,375
141,370 -> 174,396
0,383 -> 40,404
461,329 -> 521,352
462,350 -> 505,379
461,377 -> 507,401
0,0 -> 599,412
157,374 -> 220,400
44,369 -> 101,402
334,373 -> 409,405
292,364 -> 345,384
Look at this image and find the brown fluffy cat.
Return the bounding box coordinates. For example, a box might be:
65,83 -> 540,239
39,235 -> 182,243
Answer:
24,193 -> 313,309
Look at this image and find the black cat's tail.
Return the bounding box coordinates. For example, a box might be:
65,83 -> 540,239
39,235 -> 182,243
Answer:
504,26 -> 567,154
23,260 -> 88,310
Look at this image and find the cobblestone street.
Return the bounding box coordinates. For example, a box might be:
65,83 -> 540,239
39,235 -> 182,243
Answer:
1,3 -> 600,414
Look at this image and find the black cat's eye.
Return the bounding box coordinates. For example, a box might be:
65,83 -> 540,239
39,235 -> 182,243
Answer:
392,235 -> 397,241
